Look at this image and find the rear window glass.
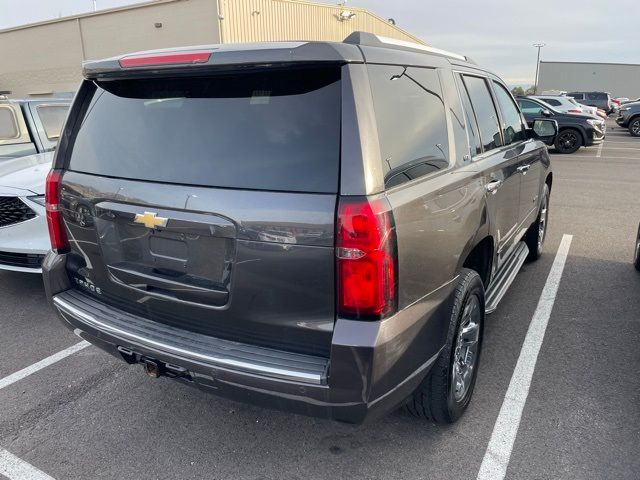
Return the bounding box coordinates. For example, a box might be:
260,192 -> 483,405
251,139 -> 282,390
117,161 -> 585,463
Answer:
37,104 -> 69,140
68,67 -> 341,193
0,107 -> 18,140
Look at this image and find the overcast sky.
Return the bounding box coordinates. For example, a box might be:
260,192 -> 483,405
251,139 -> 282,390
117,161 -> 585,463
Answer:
1,0 -> 638,86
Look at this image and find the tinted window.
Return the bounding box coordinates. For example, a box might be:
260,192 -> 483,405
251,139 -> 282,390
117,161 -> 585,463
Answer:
540,98 -> 561,106
492,82 -> 526,145
368,65 -> 450,187
568,93 -> 584,100
37,105 -> 69,140
455,74 -> 482,156
69,68 -> 341,193
0,107 -> 18,140
462,75 -> 502,151
517,99 -> 545,115
587,92 -> 607,100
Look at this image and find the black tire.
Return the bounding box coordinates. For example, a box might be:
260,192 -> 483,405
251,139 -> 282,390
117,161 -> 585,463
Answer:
554,128 -> 582,154
405,269 -> 484,424
633,224 -> 640,272
524,183 -> 550,261
629,118 -> 640,137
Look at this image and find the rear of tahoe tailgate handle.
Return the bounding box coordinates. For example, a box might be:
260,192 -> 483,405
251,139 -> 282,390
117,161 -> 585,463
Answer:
107,263 -> 229,306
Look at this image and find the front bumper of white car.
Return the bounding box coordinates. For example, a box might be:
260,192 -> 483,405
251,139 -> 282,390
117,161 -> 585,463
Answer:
0,195 -> 49,273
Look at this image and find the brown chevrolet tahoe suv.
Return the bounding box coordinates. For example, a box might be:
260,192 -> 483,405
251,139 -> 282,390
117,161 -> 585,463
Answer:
43,32 -> 557,424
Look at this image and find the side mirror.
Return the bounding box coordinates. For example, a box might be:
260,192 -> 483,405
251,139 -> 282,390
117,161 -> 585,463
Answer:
542,109 -> 552,117
531,118 -> 558,146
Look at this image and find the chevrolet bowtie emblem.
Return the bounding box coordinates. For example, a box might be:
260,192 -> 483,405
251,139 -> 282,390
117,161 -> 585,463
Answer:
134,211 -> 168,229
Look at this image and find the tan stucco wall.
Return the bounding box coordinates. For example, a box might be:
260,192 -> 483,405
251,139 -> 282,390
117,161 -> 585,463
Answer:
0,0 -> 219,97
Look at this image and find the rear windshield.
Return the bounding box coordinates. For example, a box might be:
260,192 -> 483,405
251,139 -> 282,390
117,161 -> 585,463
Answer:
68,67 -> 341,193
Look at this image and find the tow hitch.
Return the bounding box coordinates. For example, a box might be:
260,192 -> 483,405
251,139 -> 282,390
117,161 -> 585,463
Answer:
117,346 -> 192,381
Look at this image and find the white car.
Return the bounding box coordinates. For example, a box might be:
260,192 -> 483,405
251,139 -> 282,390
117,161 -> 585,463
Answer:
532,95 -> 599,117
0,152 -> 52,273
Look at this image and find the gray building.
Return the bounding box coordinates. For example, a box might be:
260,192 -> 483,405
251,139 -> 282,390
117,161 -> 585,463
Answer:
538,61 -> 640,99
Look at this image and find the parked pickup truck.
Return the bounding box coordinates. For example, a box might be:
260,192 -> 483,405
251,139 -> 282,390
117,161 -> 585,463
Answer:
0,95 -> 70,161
44,33 -> 557,424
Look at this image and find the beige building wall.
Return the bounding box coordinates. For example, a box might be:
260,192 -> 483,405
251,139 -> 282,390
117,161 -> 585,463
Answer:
0,0 -> 219,97
1,0 -> 424,98
0,19 -> 85,96
219,0 -> 423,44
79,0 -> 219,60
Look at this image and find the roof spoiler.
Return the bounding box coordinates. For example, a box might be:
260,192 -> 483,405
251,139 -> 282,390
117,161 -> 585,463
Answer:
343,31 -> 475,64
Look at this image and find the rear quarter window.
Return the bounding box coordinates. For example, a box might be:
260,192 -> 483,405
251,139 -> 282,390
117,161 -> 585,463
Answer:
68,67 -> 342,193
367,65 -> 450,188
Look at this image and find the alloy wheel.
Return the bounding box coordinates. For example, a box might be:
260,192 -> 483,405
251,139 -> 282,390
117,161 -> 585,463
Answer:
631,120 -> 640,136
538,194 -> 548,251
452,295 -> 481,402
558,131 -> 578,151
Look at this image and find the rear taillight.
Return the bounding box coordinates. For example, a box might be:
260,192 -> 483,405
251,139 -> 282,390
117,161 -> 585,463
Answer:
45,169 -> 69,253
336,196 -> 397,319
568,109 -> 582,113
119,51 -> 212,68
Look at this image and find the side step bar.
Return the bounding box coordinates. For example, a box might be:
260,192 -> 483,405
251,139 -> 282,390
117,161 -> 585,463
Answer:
485,241 -> 529,314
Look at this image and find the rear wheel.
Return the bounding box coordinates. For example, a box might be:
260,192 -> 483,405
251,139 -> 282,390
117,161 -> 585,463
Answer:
524,183 -> 550,261
554,129 -> 582,154
629,118 -> 640,137
405,269 -> 484,424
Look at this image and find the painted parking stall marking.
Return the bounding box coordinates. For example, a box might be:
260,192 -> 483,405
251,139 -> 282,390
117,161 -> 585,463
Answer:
0,341 -> 90,391
0,448 -> 55,480
477,234 -> 573,480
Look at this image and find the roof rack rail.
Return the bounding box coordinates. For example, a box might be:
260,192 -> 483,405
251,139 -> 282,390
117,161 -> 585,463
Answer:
343,31 -> 474,63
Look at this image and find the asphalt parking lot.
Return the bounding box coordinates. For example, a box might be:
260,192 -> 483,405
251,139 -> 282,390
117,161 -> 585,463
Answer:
1,119 -> 639,480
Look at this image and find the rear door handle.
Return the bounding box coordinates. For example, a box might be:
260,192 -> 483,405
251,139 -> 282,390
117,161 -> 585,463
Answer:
517,164 -> 531,175
486,179 -> 502,194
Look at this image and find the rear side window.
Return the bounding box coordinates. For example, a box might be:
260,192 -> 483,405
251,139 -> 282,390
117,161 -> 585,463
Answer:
455,74 -> 482,157
587,92 -> 607,100
0,106 -> 19,140
540,98 -> 561,106
517,99 -> 545,115
492,82 -> 526,145
568,93 -> 584,100
367,65 -> 450,188
68,67 -> 341,193
37,105 -> 69,140
462,75 -> 503,152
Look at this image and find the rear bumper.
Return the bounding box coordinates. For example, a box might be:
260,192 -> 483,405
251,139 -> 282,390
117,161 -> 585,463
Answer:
44,252 -> 448,423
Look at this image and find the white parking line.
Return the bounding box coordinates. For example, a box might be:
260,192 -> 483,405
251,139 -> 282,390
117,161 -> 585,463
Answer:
0,448 -> 55,480
596,142 -> 603,157
477,234 -> 573,480
0,341 -> 90,391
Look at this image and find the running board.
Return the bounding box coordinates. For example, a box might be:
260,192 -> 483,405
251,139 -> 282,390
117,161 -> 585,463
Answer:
485,241 -> 529,314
